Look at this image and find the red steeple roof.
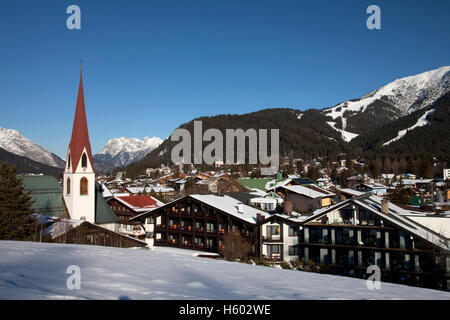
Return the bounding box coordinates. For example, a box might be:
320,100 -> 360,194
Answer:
68,68 -> 94,171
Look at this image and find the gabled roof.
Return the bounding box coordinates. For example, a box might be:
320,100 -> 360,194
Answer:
189,194 -> 270,224
303,195 -> 448,251
265,178 -> 293,191
131,194 -> 270,225
114,195 -> 163,213
95,183 -> 119,224
68,70 -> 94,171
44,218 -> 147,246
337,188 -> 366,197
263,213 -> 309,225
281,185 -> 335,199
21,175 -> 67,218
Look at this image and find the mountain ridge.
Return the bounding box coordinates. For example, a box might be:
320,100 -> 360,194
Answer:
122,66 -> 450,176
0,126 -> 65,168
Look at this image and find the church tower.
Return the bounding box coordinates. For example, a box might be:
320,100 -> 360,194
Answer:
63,66 -> 96,222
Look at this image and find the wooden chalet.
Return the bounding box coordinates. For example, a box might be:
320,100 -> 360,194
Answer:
130,194 -> 270,255
44,219 -> 146,248
107,194 -> 164,240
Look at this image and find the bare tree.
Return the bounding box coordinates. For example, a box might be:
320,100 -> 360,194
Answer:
220,231 -> 252,261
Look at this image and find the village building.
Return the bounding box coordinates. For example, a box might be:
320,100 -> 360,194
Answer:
130,194 -> 270,254
43,218 -> 146,248
444,169 -> 450,181
354,183 -> 389,197
107,194 -> 164,241
335,188 -> 366,200
272,184 -> 335,213
259,194 -> 449,290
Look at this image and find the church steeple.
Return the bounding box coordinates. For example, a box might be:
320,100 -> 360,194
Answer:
63,65 -> 96,223
67,66 -> 94,172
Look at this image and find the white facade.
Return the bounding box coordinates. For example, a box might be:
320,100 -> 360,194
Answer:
143,217 -> 155,247
444,169 -> 450,181
63,147 -> 96,223
261,220 -> 301,263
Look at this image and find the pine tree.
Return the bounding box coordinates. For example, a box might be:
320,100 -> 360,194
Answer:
387,180 -> 414,205
0,162 -> 35,240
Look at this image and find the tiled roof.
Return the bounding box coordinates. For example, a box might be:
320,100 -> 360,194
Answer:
68,70 -> 94,171
115,195 -> 162,212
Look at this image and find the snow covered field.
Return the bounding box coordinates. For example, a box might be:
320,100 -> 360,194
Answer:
0,241 -> 449,300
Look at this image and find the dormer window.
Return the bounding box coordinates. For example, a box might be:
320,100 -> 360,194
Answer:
81,153 -> 87,168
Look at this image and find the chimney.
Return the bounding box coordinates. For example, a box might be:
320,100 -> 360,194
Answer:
381,198 -> 389,215
237,203 -> 244,213
256,213 -> 264,224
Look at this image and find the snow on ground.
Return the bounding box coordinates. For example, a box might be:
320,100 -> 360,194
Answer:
323,66 -> 449,144
326,121 -> 359,143
324,66 -> 450,121
0,241 -> 449,300
383,109 -> 436,146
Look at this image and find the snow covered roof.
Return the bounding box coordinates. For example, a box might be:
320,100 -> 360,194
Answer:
265,178 -> 292,191
44,219 -> 84,239
337,188 -> 366,196
248,188 -> 268,197
281,185 -> 335,199
305,195 -> 448,251
264,213 -> 309,224
189,194 -> 270,224
98,182 -> 113,198
360,183 -> 389,189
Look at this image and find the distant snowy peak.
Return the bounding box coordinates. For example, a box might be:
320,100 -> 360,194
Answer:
0,126 -> 64,168
323,66 -> 450,142
95,136 -> 163,167
98,136 -> 163,157
325,66 -> 450,119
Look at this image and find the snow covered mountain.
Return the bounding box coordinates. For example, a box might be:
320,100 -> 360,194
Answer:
94,136 -> 163,167
323,66 -> 450,142
0,126 -> 65,168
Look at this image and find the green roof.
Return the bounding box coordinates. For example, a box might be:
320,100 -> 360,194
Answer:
238,178 -> 273,191
20,175 -> 118,223
20,175 -> 67,218
95,183 -> 119,224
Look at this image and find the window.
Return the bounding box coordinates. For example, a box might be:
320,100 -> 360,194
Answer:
207,222 -> 216,232
335,227 -> 352,245
289,245 -> 298,255
145,232 -> 153,238
81,153 -> 88,168
80,177 -> 88,195
267,244 -> 280,256
146,217 -> 155,224
288,226 -> 299,236
361,229 -> 379,247
309,227 -> 327,244
266,225 -> 280,237
66,177 -> 71,194
67,154 -> 71,169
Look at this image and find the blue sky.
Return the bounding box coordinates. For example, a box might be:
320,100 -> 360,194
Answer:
0,0 -> 449,158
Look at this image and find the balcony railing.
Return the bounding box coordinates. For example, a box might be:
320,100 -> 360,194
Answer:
263,235 -> 282,242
